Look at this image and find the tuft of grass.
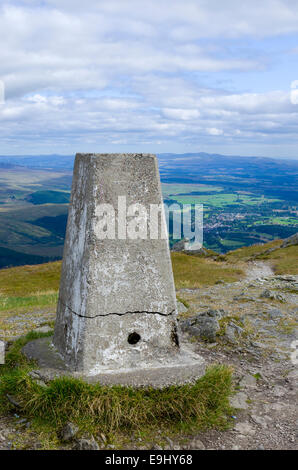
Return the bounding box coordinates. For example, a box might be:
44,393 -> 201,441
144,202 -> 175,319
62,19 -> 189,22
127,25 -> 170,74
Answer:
0,332 -> 234,443
176,296 -> 189,308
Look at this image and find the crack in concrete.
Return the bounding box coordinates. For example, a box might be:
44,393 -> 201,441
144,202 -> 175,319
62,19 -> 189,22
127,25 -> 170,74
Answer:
61,301 -> 175,319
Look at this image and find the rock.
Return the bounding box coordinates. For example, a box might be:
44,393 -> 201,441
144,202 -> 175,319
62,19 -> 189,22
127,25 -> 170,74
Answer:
6,394 -> 21,408
34,326 -> 53,334
268,308 -> 283,319
233,292 -> 256,301
59,422 -> 79,442
73,436 -> 99,450
177,301 -> 188,313
188,438 -> 205,450
151,444 -> 162,450
165,437 -> 174,448
171,239 -> 189,252
250,341 -> 267,350
281,232 -> 298,248
260,290 -> 285,302
234,422 -> 256,436
225,322 -> 244,344
185,247 -> 209,256
239,374 -> 257,389
272,386 -> 286,397
230,391 -> 249,410
180,309 -> 222,342
99,433 -> 107,445
251,414 -> 271,428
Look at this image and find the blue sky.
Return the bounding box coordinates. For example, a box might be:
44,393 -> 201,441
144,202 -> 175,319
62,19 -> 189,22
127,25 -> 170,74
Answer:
0,0 -> 298,158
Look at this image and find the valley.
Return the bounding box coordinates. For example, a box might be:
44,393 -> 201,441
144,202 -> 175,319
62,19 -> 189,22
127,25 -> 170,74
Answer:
0,153 -> 297,268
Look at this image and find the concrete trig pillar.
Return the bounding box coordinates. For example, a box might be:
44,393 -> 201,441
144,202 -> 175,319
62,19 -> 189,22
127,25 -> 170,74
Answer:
53,153 -> 180,374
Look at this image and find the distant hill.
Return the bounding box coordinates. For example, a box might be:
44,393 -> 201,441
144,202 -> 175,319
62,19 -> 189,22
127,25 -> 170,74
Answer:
0,152 -> 297,267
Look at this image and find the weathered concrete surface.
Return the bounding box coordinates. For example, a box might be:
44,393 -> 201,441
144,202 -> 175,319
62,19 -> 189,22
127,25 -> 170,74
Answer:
22,337 -> 206,388
53,153 -> 180,373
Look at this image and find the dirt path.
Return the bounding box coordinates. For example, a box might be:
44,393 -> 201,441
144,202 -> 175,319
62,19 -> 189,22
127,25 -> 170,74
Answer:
175,273 -> 298,450
245,261 -> 274,281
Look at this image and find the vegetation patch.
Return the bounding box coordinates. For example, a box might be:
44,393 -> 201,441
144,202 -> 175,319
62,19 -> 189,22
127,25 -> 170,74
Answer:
258,245 -> 298,275
0,332 -> 234,448
172,252 -> 243,289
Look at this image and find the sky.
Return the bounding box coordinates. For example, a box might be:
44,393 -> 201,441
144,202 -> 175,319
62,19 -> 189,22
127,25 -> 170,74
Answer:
0,0 -> 298,158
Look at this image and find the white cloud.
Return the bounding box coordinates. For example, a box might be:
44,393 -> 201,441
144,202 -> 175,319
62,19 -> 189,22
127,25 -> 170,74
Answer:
162,108 -> 200,120
0,1 -> 298,155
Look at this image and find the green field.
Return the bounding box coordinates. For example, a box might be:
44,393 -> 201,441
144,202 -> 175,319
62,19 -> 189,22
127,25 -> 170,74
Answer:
0,165 -> 297,267
167,193 -> 281,207
162,183 -> 223,197
253,217 -> 298,226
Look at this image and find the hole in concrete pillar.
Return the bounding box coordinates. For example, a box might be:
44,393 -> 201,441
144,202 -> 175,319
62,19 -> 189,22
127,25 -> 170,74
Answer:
128,332 -> 141,345
171,323 -> 179,347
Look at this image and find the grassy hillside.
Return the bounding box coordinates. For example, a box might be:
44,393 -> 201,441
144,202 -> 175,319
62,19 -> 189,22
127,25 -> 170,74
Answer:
0,254 -> 243,318
225,238 -> 298,275
0,239 -> 296,333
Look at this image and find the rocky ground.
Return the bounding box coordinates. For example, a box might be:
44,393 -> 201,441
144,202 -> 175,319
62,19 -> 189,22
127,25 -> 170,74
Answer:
175,262 -> 297,450
0,261 -> 297,450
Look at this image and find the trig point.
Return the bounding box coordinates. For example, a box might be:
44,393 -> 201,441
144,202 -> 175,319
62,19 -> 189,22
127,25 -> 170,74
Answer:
23,153 -> 205,387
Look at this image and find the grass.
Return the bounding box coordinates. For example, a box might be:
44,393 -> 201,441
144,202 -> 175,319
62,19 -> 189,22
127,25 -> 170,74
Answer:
0,331 -> 234,448
171,252 -> 243,289
167,193 -> 280,208
0,291 -> 58,313
0,261 -> 61,297
0,255 -> 244,316
258,245 -> 298,275
226,239 -> 298,275
161,183 -> 223,197
225,239 -> 282,262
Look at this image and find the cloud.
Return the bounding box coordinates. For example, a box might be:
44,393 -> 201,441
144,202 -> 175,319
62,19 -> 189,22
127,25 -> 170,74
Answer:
0,1 -> 298,156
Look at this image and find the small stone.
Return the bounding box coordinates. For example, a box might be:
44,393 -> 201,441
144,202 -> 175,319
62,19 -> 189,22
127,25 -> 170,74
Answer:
260,290 -> 285,302
239,374 -> 257,389
272,386 -> 286,397
188,438 -> 205,450
99,433 -> 107,444
34,326 -> 53,334
6,394 -> 21,408
268,308 -> 283,319
59,422 -> 79,442
251,414 -> 270,428
225,323 -> 244,344
165,437 -> 174,448
151,444 -> 162,450
230,392 -> 249,410
235,422 -> 256,436
73,437 -> 99,450
177,301 -> 188,313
